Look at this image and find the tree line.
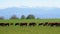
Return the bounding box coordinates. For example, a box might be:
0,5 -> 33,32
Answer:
0,14 -> 36,20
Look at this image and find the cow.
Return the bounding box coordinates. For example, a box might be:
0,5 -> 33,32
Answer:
15,23 -> 20,26
20,23 -> 27,26
0,23 -> 5,26
29,22 -> 36,26
48,22 -> 57,26
0,23 -> 9,26
4,23 -> 9,26
10,23 -> 13,25
43,22 -> 48,26
55,23 -> 60,26
39,23 -> 43,26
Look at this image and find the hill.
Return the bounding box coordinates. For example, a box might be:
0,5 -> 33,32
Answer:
0,7 -> 60,19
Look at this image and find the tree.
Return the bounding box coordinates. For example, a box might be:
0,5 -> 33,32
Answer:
37,18 -> 40,19
0,16 -> 4,20
26,14 -> 35,19
21,15 -> 25,19
10,15 -> 19,19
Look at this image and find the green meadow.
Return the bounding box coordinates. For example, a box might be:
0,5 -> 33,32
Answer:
0,19 -> 60,34
0,19 -> 60,23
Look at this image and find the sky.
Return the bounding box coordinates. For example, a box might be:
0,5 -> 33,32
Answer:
0,0 -> 60,19
0,0 -> 60,9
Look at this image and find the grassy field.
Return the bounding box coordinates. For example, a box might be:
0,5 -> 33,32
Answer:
0,19 -> 60,23
0,19 -> 60,34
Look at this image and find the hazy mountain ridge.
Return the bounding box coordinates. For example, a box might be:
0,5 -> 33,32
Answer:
0,7 -> 60,19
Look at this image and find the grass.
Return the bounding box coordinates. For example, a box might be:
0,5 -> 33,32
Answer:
0,19 -> 60,34
0,26 -> 60,34
0,19 -> 60,23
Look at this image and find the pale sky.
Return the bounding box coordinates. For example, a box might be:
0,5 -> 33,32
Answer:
0,0 -> 60,9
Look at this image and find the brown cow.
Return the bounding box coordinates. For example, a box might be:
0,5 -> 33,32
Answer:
55,23 -> 60,26
20,23 -> 27,26
48,22 -> 56,26
29,22 -> 36,26
43,22 -> 48,26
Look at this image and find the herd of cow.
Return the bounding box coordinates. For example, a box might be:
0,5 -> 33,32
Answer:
0,22 -> 60,27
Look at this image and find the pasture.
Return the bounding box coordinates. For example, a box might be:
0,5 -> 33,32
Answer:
0,19 -> 60,34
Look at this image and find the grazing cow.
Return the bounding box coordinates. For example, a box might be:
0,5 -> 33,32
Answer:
20,23 -> 27,26
39,23 -> 43,26
0,23 -> 9,26
10,23 -> 13,25
15,23 -> 20,26
55,23 -> 60,26
0,23 -> 5,26
48,22 -> 56,26
29,22 -> 36,26
4,23 -> 9,26
43,22 -> 48,26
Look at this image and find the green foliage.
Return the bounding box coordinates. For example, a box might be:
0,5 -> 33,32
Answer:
10,15 -> 19,19
21,15 -> 26,19
26,14 -> 35,19
37,18 -> 40,19
0,16 -> 4,20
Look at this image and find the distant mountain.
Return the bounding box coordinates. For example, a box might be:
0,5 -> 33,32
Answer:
0,7 -> 60,19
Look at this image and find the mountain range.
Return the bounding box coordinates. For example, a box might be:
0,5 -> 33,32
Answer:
0,7 -> 60,19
